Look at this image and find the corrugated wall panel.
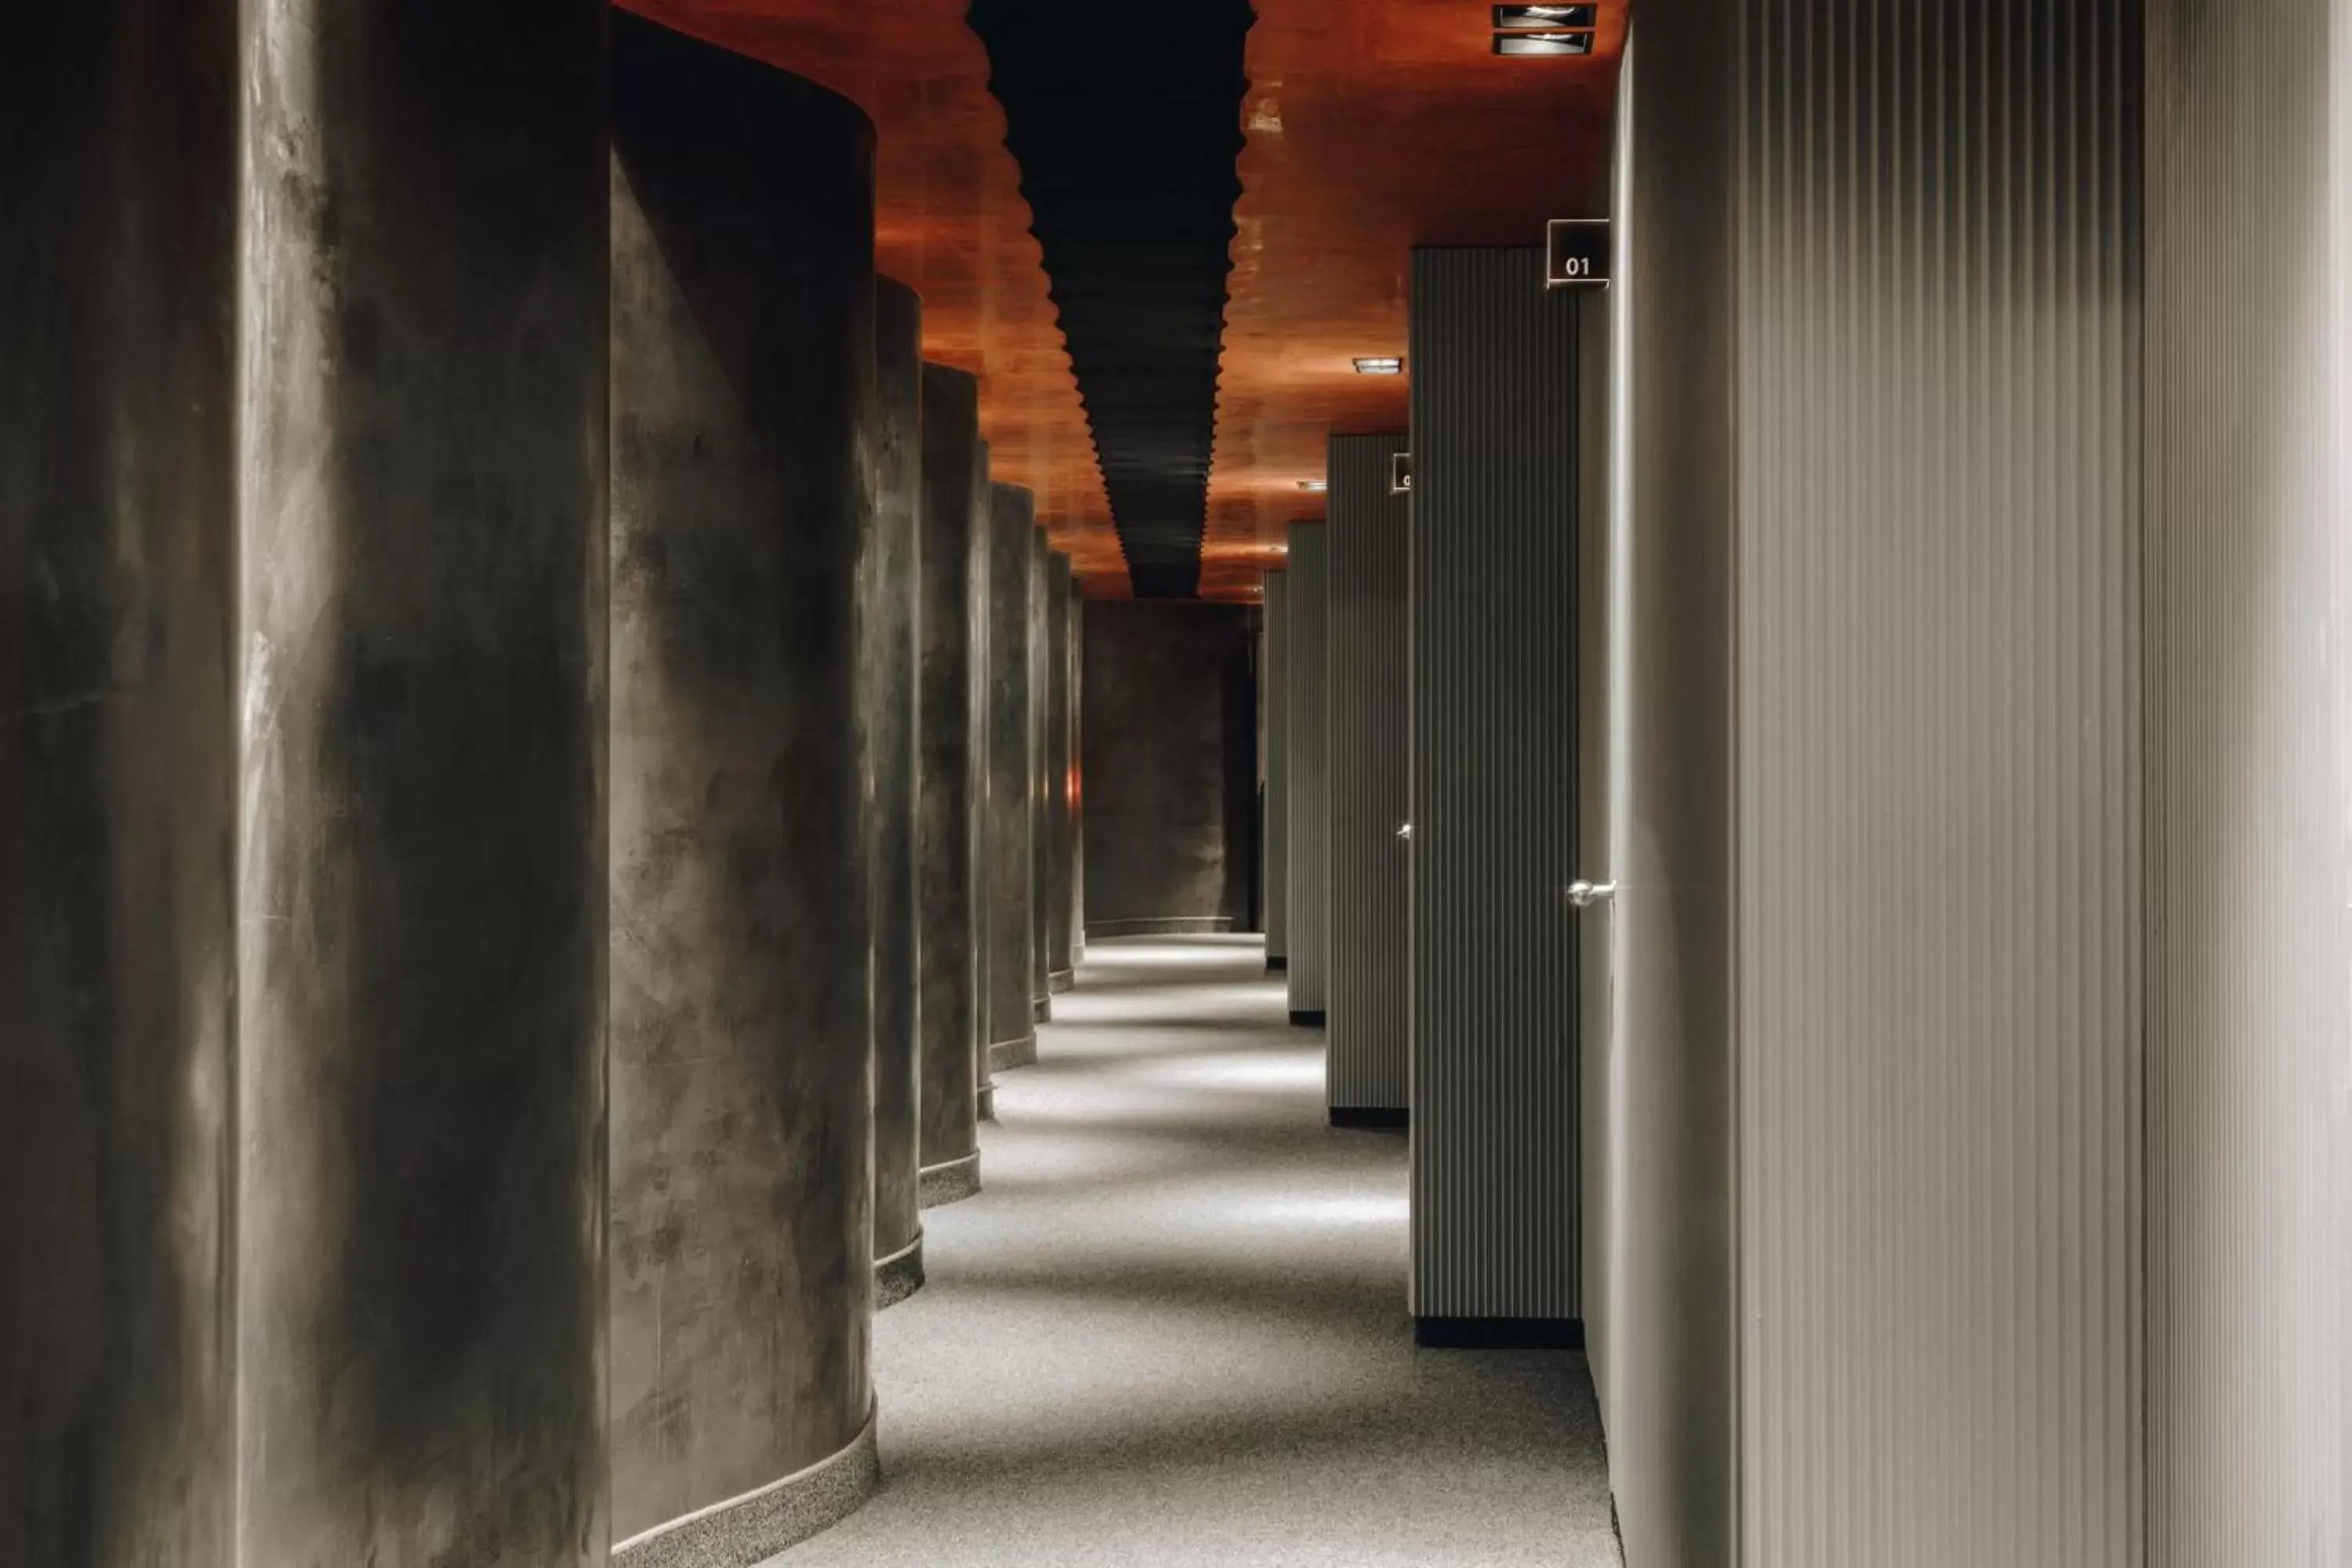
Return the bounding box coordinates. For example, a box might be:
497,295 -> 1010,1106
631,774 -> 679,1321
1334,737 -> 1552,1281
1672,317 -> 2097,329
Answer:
2146,3 -> 2352,1563
1263,570 -> 1290,966
1406,248 -> 1581,1323
1283,521 -> 1329,1017
1327,434 -> 1411,1113
1733,4 -> 2145,1566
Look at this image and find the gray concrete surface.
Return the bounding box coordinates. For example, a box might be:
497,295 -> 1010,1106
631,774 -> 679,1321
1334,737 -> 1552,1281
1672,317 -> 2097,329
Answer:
1080,604 -> 1260,934
609,13 -> 877,1552
776,937 -> 1623,1567
983,484 -> 1038,1070
871,278 -> 926,1280
234,2 -> 611,1563
916,372 -> 988,1180
1,5 -> 238,1563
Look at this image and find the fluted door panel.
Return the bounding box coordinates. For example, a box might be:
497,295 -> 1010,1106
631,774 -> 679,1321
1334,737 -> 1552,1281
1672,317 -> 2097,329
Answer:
1326,434 -> 1410,1114
1283,522 -> 1329,1017
1262,572 -> 1290,967
1406,248 -> 1581,1323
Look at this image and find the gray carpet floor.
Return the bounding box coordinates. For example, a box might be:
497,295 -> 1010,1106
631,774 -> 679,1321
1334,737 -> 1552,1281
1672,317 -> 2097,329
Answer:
773,935 -> 1624,1566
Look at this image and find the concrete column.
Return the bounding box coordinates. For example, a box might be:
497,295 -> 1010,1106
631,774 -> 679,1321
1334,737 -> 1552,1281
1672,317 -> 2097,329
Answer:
1069,579 -> 1087,962
234,2 -> 610,1563
984,484 -> 1040,1073
916,368 -> 987,1200
1045,551 -> 1077,990
869,279 -> 924,1307
1284,521 -> 1330,1024
608,16 -> 877,1563
1,7 -> 237,1565
1029,528 -> 1054,1021
1262,571 -> 1291,972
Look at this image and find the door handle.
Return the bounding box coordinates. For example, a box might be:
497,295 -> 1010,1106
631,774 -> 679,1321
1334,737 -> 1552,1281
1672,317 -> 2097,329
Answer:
1396,822 -> 1414,841
1566,879 -> 1618,909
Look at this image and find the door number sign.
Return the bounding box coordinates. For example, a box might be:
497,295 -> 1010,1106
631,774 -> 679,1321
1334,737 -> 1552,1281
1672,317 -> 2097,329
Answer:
1545,219 -> 1612,289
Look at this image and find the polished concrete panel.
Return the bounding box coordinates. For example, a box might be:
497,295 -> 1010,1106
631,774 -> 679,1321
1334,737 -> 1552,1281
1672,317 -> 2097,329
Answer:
983,483 -> 1039,1071
1029,529 -> 1056,1015
1,6 -> 237,1563
776,938 -> 1622,1567
609,13 -> 876,1558
870,278 -> 925,1289
234,2 -> 610,1562
1068,579 -> 1088,963
917,369 -> 988,1182
1080,603 -> 1260,933
1044,551 -> 1077,988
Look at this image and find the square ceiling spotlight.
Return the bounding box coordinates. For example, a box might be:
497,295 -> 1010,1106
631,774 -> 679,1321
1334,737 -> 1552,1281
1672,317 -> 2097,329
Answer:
1494,4 -> 1596,27
1352,356 -> 1404,375
1494,28 -> 1595,55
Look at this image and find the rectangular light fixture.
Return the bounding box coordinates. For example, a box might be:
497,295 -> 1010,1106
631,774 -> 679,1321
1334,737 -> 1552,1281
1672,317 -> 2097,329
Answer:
1352,356 -> 1404,376
1494,29 -> 1595,55
1494,4 -> 1596,27
1298,479 -> 1328,492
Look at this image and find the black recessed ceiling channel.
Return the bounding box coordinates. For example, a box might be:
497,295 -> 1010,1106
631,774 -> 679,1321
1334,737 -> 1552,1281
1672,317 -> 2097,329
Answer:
967,0 -> 1256,599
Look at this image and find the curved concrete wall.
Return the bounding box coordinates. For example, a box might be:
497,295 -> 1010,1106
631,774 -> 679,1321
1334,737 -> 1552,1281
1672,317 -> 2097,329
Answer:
235,2 -> 612,1562
1045,552 -> 1077,989
1029,528 -> 1054,1017
1,5 -> 238,1563
609,14 -> 877,1560
916,370 -> 987,1191
984,484 -> 1039,1071
870,279 -> 925,1298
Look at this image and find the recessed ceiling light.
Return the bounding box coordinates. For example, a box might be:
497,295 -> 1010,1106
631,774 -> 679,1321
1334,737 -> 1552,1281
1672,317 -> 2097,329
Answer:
1352,356 -> 1404,375
1494,28 -> 1595,55
1298,480 -> 1328,492
1494,4 -> 1595,27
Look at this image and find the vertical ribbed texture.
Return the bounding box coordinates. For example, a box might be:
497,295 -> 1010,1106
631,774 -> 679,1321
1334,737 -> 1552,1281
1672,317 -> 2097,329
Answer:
1263,571 -> 1290,964
1283,522 -> 1329,1014
1326,434 -> 1411,1112
1406,248 -> 1581,1321
1734,4 -> 2144,1565
2147,4 -> 2352,1564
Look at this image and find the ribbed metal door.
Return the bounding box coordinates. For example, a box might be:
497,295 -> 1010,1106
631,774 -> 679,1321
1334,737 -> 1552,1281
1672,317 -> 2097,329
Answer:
1283,521 -> 1328,1019
1326,434 -> 1410,1114
1406,248 -> 1581,1323
1263,570 -> 1290,968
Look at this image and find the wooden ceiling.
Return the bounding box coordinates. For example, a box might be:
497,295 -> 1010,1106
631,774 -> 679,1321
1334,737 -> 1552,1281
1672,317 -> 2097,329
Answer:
615,1 -> 1625,601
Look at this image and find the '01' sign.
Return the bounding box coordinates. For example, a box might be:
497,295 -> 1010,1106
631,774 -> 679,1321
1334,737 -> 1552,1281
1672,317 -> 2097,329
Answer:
1545,218 -> 1611,289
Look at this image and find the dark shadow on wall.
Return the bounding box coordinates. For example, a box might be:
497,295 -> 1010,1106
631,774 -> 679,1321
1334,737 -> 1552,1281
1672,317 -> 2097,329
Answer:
1081,601 -> 1261,933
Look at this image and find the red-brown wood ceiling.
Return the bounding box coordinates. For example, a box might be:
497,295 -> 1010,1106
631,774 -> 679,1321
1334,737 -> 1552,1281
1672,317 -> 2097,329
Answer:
616,0 -> 1624,602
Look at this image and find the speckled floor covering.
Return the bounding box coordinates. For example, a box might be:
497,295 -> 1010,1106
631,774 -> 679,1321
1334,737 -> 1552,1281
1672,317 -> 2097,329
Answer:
772,935 -> 1623,1567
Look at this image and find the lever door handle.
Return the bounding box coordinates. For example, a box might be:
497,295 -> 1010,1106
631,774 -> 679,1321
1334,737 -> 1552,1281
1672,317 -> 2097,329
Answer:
1566,879 -> 1618,909
1396,823 -> 1414,841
